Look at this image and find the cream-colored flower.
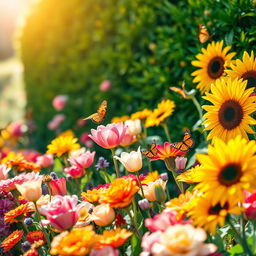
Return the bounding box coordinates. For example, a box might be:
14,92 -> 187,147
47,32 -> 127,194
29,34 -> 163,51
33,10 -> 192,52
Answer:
141,179 -> 167,201
91,203 -> 115,226
16,179 -> 42,202
114,147 -> 142,172
124,119 -> 142,136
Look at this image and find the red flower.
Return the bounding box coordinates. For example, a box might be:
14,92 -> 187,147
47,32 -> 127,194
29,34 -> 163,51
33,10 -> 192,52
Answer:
115,214 -> 126,227
1,230 -> 24,252
26,230 -> 46,244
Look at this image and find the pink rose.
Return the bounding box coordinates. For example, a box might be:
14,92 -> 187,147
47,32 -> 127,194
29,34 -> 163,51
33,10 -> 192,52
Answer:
89,123 -> 127,149
90,246 -> 119,256
52,95 -> 68,111
244,190 -> 256,220
40,195 -> 81,230
145,210 -> 189,232
140,231 -> 162,256
49,177 -> 67,196
64,166 -> 84,178
36,154 -> 54,168
68,151 -> 95,169
0,164 -> 11,180
99,80 -> 111,91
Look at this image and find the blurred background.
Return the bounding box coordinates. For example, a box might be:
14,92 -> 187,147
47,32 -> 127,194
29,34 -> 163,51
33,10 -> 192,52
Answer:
0,0 -> 256,152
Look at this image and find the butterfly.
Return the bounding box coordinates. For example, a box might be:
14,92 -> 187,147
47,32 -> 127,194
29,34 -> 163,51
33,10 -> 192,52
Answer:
142,141 -> 158,159
198,24 -> 210,43
171,130 -> 194,152
83,100 -> 107,123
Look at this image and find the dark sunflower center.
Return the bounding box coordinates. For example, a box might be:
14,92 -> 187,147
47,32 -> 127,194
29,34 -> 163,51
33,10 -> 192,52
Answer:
207,57 -> 225,79
241,70 -> 256,89
218,100 -> 243,130
218,163 -> 242,186
208,202 -> 229,215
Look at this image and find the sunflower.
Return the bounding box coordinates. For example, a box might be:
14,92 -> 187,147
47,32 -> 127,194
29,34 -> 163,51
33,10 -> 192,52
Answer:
130,109 -> 152,120
192,41 -> 236,94
47,135 -> 80,157
145,99 -> 175,127
96,228 -> 132,249
177,166 -> 203,183
50,226 -> 98,256
203,78 -> 256,142
141,171 -> 159,184
4,203 -> 32,223
1,230 -> 24,252
226,51 -> 256,89
188,195 -> 242,234
194,136 -> 256,205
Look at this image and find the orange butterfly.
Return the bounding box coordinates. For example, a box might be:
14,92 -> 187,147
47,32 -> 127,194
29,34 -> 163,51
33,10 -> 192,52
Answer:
83,100 -> 107,123
171,130 -> 194,152
142,141 -> 158,159
198,24 -> 210,43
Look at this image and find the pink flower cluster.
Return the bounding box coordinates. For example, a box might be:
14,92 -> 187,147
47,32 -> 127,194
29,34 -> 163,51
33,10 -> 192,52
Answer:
64,150 -> 95,178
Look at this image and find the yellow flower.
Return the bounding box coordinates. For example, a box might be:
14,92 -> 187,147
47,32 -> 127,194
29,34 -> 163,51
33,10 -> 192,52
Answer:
47,135 -> 80,157
141,171 -> 159,184
203,78 -> 256,142
166,190 -> 195,218
145,99 -> 175,127
226,51 -> 256,89
81,187 -> 107,203
191,41 -> 235,94
130,109 -> 152,120
50,226 -> 98,256
194,136 -> 256,205
177,166 -> 203,183
96,228 -> 132,249
100,178 -> 139,208
188,195 -> 242,234
111,115 -> 130,123
58,130 -> 75,137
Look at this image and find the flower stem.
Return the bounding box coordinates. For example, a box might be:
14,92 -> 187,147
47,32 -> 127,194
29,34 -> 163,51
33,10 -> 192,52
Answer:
170,170 -> 184,194
162,123 -> 171,142
125,208 -> 141,239
102,168 -> 111,183
228,218 -> 252,256
110,148 -> 120,177
136,171 -> 145,198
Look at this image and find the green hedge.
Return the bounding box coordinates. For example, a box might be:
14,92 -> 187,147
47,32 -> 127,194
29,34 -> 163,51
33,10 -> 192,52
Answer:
20,0 -> 256,150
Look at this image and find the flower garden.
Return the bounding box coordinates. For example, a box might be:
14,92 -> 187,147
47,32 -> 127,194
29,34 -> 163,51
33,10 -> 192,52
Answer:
1,0 -> 256,256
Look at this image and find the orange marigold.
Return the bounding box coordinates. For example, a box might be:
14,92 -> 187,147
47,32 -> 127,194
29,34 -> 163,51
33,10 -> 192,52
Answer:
18,161 -> 40,172
96,228 -> 132,249
1,230 -> 24,252
6,155 -> 26,169
81,187 -> 106,203
50,226 -> 98,256
26,230 -> 46,244
100,178 -> 139,208
4,203 -> 32,223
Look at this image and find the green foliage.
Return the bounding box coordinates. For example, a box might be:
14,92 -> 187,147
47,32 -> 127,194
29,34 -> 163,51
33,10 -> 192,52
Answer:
20,0 -> 256,149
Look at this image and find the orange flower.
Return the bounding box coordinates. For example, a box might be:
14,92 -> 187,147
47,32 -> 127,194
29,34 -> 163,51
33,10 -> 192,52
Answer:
96,228 -> 132,249
130,109 -> 152,120
26,231 -> 46,244
1,230 -> 24,252
18,161 -> 41,172
81,187 -> 106,203
100,178 -> 139,208
21,249 -> 39,256
4,203 -> 33,223
50,226 -> 98,256
6,155 -> 25,169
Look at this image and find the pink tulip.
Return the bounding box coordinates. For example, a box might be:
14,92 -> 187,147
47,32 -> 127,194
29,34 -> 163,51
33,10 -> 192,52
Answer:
36,154 -> 54,168
40,195 -> 81,230
49,177 -> 67,196
0,164 -> 11,180
52,95 -> 68,111
64,166 -> 84,178
68,151 -> 95,169
90,246 -> 119,256
99,80 -> 111,91
145,210 -> 189,232
89,123 -> 127,149
244,190 -> 256,220
120,130 -> 134,147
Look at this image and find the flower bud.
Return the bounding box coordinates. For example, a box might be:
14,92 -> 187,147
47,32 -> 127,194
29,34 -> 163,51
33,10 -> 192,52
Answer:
175,157 -> 187,173
91,203 -> 115,226
154,185 -> 167,203
24,217 -> 33,226
21,241 -> 31,252
138,199 -> 150,210
50,172 -> 58,180
164,157 -> 176,172
160,173 -> 168,181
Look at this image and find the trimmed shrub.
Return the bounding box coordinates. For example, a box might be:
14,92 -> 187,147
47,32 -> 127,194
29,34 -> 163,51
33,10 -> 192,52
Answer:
20,0 -> 256,149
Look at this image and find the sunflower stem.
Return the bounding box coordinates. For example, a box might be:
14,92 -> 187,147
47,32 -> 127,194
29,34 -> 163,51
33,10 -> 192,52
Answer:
228,218 -> 252,256
162,123 -> 171,142
110,148 -> 120,178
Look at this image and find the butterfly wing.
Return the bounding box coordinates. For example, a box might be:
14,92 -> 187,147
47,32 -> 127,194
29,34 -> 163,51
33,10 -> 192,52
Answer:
84,100 -> 107,123
171,130 -> 194,152
142,142 -> 158,158
198,24 -> 210,43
